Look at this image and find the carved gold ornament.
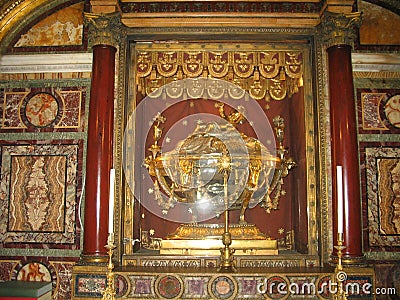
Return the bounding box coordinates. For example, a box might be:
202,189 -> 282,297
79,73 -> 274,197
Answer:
136,50 -> 303,102
144,103 -> 295,223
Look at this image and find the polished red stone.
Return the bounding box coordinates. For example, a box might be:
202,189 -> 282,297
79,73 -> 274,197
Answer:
83,44 -> 116,258
328,44 -> 363,260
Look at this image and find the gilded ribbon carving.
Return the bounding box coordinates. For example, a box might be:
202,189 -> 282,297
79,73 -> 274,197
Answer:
208,52 -> 230,78
259,52 -> 280,78
157,52 -> 179,78
182,52 -> 204,78
137,52 -> 152,77
233,52 -> 255,78
136,50 -> 303,102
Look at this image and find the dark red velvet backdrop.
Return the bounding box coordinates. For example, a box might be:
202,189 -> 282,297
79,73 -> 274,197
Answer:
133,88 -> 307,252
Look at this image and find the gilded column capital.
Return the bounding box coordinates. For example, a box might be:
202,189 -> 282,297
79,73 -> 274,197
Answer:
321,11 -> 362,49
84,12 -> 122,48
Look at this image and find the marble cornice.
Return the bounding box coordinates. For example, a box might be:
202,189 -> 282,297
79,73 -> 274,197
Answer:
0,53 -> 93,73
119,1 -> 325,28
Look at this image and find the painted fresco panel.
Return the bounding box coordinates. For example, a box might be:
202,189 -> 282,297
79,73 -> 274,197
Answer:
14,2 -> 84,47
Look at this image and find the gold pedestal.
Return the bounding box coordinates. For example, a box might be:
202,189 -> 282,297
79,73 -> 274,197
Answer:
160,223 -> 278,256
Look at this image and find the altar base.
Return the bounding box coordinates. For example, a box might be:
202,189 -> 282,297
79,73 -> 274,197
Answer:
160,223 -> 277,255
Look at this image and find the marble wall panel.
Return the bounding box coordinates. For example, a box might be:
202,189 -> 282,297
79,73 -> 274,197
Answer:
357,89 -> 400,134
0,258 -> 78,300
0,260 -> 18,281
50,260 -> 77,300
109,272 -> 375,299
183,276 -> 209,298
0,87 -> 87,132
0,142 -> 83,249
361,144 -> 400,250
74,274 -> 107,298
359,1 -> 400,46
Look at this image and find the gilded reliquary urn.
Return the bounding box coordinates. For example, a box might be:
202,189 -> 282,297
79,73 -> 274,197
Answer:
144,103 -> 295,255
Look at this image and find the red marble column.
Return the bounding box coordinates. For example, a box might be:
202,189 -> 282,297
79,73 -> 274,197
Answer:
82,44 -> 116,261
327,44 -> 364,263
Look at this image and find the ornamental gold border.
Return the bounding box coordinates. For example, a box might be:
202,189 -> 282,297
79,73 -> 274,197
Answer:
120,40 -> 320,266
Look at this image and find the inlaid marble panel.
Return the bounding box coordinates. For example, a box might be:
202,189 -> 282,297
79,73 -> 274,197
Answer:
0,260 -> 18,281
128,276 -> 156,298
8,155 -> 66,232
0,87 -> 86,132
357,89 -> 400,134
360,92 -> 388,130
236,277 -> 261,298
74,274 -> 106,298
0,258 -> 77,300
50,260 -> 77,300
100,270 -> 375,299
0,143 -> 81,247
363,146 -> 400,248
183,276 -> 209,298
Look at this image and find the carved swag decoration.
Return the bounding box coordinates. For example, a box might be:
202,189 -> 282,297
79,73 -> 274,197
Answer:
136,51 -> 303,102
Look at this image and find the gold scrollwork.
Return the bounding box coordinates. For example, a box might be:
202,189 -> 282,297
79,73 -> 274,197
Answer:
136,52 -> 153,78
228,78 -> 247,99
284,52 -> 303,79
207,78 -> 226,100
145,76 -> 164,98
186,78 -> 206,99
249,79 -> 267,100
165,77 -> 184,99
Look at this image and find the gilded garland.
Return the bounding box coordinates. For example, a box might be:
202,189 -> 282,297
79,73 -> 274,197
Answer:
136,51 -> 303,102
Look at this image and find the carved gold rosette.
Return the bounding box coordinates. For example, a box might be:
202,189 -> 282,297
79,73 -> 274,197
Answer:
136,50 -> 303,102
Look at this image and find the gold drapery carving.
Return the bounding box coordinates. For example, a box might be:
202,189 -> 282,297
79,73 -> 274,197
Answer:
84,12 -> 122,48
136,50 -> 303,102
321,11 -> 362,48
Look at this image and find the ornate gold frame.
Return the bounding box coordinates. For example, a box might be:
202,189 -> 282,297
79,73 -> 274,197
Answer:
119,40 -> 320,267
